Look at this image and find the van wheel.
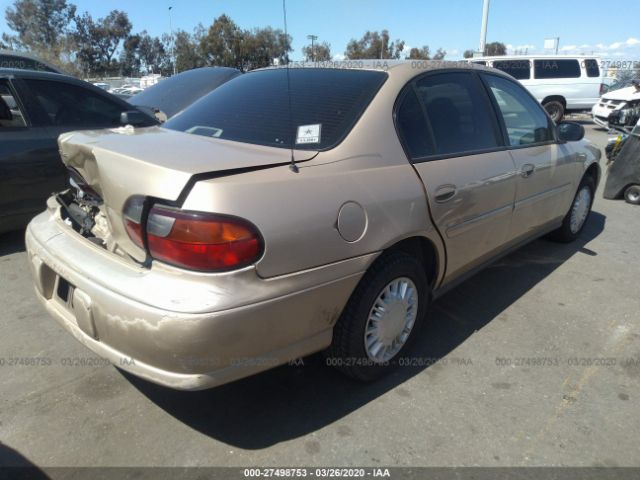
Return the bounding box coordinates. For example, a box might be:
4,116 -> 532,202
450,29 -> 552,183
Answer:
549,176 -> 595,243
543,100 -> 565,123
326,251 -> 429,382
624,185 -> 640,205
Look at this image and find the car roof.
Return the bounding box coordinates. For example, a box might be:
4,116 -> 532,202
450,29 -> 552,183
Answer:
473,54 -> 601,60
0,67 -> 77,81
255,59 -> 509,84
0,50 -> 65,74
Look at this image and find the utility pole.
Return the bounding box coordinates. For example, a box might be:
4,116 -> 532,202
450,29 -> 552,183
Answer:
168,6 -> 176,75
307,34 -> 318,61
479,0 -> 490,56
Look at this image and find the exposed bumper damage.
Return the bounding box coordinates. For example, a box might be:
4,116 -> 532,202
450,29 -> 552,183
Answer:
26,204 -> 371,390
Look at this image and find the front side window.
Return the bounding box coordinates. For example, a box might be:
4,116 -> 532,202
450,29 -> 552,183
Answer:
165,68 -> 387,150
23,79 -> 131,127
483,74 -> 554,146
534,59 -> 581,79
493,60 -> 531,80
414,72 -> 500,156
0,81 -> 27,128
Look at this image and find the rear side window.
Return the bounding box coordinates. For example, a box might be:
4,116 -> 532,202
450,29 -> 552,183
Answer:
585,59 -> 601,78
483,74 -> 554,146
534,59 -> 581,79
493,60 -> 531,80
165,69 -> 387,150
0,81 -> 27,128
414,72 -> 500,156
23,79 -> 131,127
395,88 -> 433,159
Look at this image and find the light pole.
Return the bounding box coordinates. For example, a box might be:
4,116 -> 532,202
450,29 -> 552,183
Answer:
479,0 -> 490,56
307,34 -> 318,61
168,6 -> 176,75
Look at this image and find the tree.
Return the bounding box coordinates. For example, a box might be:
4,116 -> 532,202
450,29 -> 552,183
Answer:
432,48 -> 446,60
4,0 -> 76,51
173,29 -> 205,72
137,31 -> 168,74
484,42 -> 506,56
463,49 -> 475,59
302,41 -> 331,61
120,33 -> 141,76
408,46 -> 430,59
241,26 -> 291,70
74,10 -> 132,75
407,46 -> 446,60
199,14 -> 244,68
345,30 -> 405,60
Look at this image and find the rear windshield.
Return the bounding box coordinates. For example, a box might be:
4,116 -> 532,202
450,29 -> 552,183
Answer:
164,68 -> 387,150
534,59 -> 581,79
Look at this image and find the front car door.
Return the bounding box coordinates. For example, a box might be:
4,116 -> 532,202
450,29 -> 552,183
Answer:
395,70 -> 518,283
481,73 -> 578,242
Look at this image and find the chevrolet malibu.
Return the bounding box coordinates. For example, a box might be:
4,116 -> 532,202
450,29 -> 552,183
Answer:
25,61 -> 601,390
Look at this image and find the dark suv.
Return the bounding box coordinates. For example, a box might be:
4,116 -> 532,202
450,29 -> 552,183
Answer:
0,68 -> 157,235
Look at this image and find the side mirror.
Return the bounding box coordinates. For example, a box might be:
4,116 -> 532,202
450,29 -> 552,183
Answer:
557,122 -> 585,142
120,110 -> 152,127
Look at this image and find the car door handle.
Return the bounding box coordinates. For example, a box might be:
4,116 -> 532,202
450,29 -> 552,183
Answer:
434,184 -> 457,203
520,164 -> 535,178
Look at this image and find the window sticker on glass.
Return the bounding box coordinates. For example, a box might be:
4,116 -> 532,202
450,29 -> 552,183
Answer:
186,126 -> 223,138
296,124 -> 321,144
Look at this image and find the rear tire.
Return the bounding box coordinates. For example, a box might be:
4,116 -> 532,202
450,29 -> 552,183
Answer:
326,251 -> 429,382
543,100 -> 565,123
624,185 -> 640,205
549,176 -> 595,243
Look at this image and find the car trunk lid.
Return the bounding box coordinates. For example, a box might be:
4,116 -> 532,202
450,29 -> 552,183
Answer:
58,126 -> 317,262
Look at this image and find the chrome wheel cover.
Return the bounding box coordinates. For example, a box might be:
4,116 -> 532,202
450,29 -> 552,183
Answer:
570,186 -> 592,234
364,277 -> 418,363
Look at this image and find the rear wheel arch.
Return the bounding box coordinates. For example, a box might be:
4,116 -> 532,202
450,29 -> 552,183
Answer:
382,236 -> 440,289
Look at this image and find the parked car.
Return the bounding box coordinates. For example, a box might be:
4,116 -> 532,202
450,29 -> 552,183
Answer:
471,55 -> 605,122
592,80 -> 640,129
26,62 -> 601,390
0,68 -> 158,235
128,67 -> 241,121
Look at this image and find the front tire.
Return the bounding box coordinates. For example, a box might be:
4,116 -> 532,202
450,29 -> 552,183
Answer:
326,251 -> 429,382
549,176 -> 595,243
543,100 -> 565,123
624,185 -> 640,205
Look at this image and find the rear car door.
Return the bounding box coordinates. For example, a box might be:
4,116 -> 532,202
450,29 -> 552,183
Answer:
0,78 -> 64,230
481,73 -> 577,240
395,71 -> 517,282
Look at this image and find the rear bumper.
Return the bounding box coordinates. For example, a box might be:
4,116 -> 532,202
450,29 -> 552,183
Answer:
26,208 -> 370,390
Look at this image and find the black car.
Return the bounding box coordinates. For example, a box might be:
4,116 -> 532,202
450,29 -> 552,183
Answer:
128,67 -> 241,121
0,68 -> 157,234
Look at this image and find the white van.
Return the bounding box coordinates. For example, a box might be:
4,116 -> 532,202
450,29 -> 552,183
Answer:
471,55 -> 605,122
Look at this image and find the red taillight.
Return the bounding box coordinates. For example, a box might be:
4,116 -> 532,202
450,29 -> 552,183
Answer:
146,206 -> 263,271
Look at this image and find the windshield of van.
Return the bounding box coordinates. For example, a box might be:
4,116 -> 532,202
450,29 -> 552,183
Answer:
164,68 -> 387,150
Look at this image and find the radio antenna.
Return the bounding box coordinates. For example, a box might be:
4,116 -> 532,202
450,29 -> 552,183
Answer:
282,0 -> 299,173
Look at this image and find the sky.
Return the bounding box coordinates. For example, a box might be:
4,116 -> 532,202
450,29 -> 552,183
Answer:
1,0 -> 640,62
